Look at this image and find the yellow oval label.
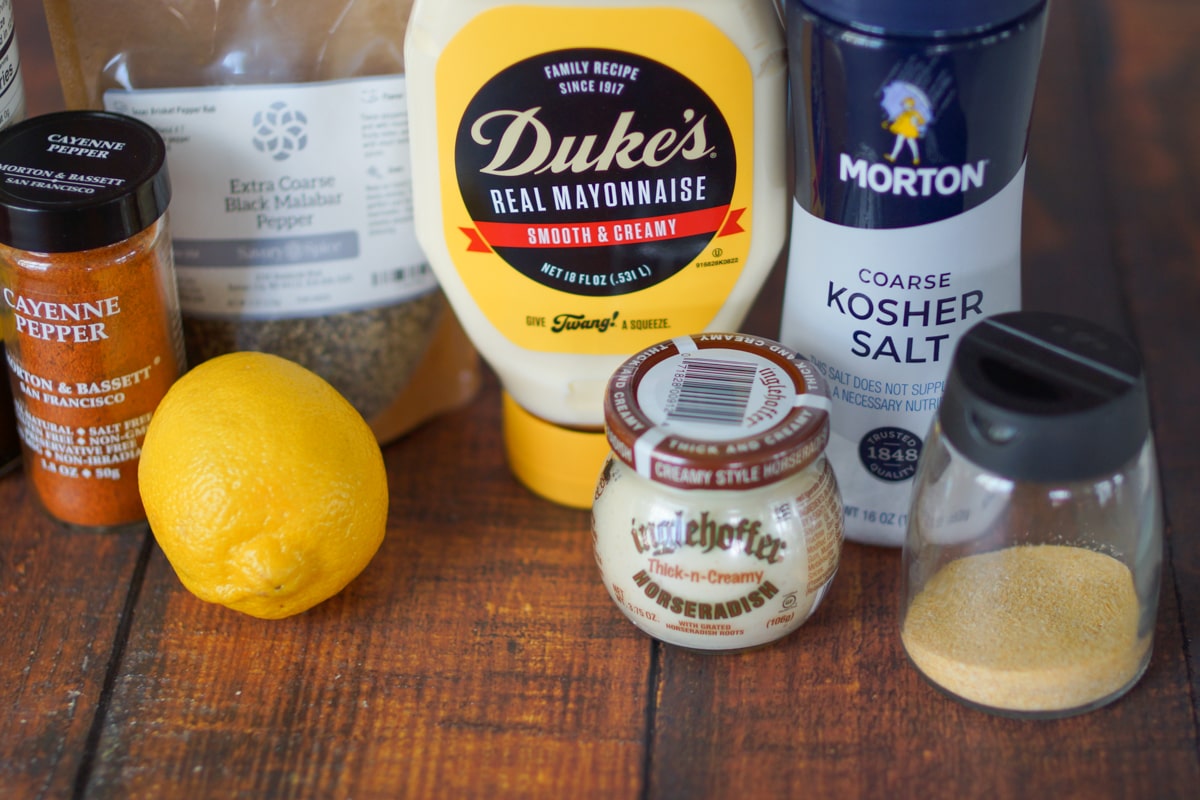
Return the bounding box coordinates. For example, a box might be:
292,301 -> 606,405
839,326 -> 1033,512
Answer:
434,6 -> 756,353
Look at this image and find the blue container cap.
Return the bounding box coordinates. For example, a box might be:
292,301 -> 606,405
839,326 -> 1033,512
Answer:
795,0 -> 1047,37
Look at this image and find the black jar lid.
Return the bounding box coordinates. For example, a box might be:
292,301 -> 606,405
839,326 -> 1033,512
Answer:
0,110 -> 170,253
939,311 -> 1150,483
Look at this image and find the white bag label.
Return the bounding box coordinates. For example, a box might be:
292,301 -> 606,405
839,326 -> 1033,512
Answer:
105,76 -> 436,319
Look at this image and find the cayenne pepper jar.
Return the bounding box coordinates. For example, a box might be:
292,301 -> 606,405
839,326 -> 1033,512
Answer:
0,110 -> 184,530
592,333 -> 845,652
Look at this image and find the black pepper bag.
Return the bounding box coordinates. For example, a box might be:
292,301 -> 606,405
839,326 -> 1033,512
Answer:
43,0 -> 479,441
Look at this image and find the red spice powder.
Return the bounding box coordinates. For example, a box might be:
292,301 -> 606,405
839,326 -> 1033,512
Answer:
1,218 -> 184,528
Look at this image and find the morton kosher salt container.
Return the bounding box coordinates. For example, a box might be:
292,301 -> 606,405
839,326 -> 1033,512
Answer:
779,0 -> 1049,546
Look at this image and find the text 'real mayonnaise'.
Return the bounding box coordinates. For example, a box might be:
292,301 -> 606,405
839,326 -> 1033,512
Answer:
404,0 -> 789,507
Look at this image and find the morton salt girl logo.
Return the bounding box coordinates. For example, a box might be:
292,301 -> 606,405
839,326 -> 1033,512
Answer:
453,48 -> 745,298
839,77 -> 989,198
881,81 -> 932,165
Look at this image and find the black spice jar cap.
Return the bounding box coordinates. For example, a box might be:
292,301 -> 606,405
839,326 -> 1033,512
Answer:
0,110 -> 170,253
939,311 -> 1150,483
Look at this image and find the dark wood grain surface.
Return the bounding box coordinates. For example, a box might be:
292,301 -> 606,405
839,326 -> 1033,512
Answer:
2,0 -> 1198,797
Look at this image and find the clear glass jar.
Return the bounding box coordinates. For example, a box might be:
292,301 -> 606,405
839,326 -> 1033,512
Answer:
592,333 -> 844,652
900,311 -> 1162,718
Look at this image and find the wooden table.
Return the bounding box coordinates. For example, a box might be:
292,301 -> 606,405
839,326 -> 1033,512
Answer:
3,1 -> 1198,797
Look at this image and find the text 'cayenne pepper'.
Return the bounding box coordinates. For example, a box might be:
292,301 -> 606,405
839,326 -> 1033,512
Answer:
0,110 -> 184,530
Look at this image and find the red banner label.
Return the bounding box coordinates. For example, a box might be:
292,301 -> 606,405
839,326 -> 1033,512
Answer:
464,206 -> 740,251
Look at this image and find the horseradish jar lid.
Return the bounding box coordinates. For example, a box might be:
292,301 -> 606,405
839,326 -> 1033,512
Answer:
604,333 -> 833,491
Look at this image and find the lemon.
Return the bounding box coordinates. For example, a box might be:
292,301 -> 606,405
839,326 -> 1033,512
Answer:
138,351 -> 389,619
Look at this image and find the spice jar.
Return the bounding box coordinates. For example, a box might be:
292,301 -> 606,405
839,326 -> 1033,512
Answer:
592,333 -> 844,651
0,110 -> 184,531
900,311 -> 1162,718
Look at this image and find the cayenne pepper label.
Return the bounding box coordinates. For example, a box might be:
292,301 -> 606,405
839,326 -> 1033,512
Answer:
1,222 -> 184,528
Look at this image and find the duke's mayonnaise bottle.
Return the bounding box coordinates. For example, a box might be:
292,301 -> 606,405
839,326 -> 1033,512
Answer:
405,0 -> 788,507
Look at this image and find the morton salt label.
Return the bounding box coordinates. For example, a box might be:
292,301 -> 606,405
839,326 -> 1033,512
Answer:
779,0 -> 1049,546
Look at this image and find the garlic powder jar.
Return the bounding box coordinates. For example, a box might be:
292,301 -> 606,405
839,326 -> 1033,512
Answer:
592,333 -> 844,651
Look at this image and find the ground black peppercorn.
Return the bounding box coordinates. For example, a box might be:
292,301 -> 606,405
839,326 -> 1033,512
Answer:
183,295 -> 443,422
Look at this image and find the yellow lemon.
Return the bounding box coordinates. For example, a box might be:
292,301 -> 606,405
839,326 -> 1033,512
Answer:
138,351 -> 388,619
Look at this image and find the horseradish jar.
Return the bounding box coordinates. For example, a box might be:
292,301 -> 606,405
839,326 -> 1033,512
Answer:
592,333 -> 844,651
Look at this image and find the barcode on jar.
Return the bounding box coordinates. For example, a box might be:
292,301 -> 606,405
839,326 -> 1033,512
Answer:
665,357 -> 757,425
